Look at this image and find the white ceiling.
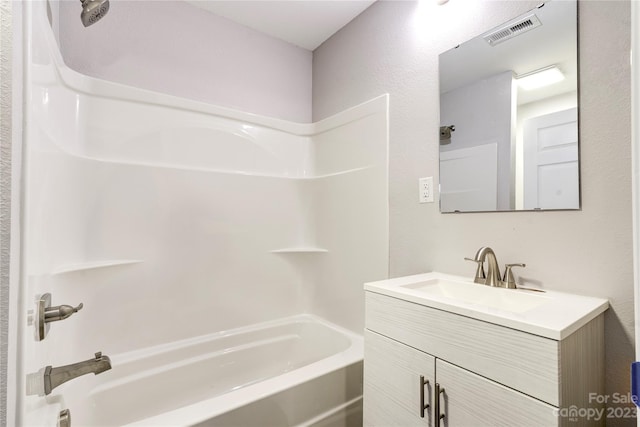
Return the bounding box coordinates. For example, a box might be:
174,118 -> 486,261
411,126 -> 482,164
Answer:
185,0 -> 376,51
439,1 -> 577,106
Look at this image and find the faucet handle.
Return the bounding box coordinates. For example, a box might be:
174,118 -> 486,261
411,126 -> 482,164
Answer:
35,293 -> 84,341
503,263 -> 526,289
44,302 -> 83,323
464,257 -> 486,284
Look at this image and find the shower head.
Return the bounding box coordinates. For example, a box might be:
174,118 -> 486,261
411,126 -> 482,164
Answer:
80,0 -> 110,27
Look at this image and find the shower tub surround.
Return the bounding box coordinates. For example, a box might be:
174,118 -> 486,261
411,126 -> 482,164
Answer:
18,1 -> 388,425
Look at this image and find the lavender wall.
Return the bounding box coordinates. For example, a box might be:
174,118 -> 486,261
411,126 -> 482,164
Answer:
57,0 -> 312,123
313,0 -> 633,421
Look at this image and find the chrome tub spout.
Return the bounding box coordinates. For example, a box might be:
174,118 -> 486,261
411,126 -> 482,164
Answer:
44,352 -> 112,395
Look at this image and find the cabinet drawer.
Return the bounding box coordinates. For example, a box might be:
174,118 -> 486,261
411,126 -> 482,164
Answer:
365,291 -> 560,405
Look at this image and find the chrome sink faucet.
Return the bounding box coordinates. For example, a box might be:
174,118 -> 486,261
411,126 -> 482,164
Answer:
473,247 -> 501,287
465,247 -> 525,288
41,352 -> 112,395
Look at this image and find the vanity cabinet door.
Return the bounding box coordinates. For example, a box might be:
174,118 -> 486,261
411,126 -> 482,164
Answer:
364,330 -> 435,426
435,359 -> 558,427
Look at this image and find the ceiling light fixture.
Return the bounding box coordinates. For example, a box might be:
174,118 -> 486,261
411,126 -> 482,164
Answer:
517,66 -> 565,90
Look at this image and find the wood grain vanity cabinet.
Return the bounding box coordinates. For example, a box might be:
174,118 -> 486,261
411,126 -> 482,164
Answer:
363,291 -> 606,427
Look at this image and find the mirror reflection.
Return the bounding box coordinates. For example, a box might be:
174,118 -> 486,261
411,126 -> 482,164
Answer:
438,1 -> 578,213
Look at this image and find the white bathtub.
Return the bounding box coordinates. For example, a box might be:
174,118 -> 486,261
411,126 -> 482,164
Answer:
62,315 -> 363,426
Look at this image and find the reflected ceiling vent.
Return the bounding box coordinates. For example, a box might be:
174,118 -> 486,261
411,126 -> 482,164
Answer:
483,14 -> 542,46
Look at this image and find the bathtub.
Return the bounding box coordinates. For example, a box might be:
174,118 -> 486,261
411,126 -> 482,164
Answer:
62,315 -> 363,426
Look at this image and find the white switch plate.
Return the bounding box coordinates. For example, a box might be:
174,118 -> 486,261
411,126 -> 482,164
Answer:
419,177 -> 434,203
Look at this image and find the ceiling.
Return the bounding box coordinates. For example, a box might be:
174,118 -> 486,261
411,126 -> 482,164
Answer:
439,1 -> 577,106
185,0 -> 377,51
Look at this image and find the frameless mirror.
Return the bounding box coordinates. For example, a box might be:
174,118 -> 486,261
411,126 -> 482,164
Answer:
438,1 -> 578,212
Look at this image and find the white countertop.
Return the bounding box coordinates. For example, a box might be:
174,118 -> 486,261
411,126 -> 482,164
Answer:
364,272 -> 609,340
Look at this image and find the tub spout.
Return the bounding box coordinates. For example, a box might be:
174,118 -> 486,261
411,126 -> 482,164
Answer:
43,352 -> 112,395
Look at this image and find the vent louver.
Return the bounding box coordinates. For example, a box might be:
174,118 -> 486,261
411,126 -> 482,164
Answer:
483,14 -> 542,46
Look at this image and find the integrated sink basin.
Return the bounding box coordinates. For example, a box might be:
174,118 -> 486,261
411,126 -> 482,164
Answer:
401,278 -> 550,314
365,272 -> 609,339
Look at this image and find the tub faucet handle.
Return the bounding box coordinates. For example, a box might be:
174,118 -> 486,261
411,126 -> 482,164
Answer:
45,302 -> 83,322
34,293 -> 84,341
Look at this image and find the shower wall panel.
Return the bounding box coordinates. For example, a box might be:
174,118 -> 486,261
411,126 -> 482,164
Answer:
311,108 -> 389,332
23,2 -> 388,359
28,105 -> 311,357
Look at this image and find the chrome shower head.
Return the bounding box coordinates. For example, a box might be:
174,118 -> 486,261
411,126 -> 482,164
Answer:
80,0 -> 109,27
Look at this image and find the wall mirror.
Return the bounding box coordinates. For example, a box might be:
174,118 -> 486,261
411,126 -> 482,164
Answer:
438,1 -> 578,213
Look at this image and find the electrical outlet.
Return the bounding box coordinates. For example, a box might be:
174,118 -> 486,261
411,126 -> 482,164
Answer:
419,177 -> 434,203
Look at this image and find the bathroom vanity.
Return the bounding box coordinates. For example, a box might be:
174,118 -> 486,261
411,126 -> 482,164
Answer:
363,272 -> 609,426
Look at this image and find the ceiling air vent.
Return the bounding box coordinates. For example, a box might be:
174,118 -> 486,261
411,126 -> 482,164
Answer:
483,14 -> 542,46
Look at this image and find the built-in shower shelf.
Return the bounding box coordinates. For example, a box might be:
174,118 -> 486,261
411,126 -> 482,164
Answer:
300,165 -> 374,180
269,247 -> 329,254
51,260 -> 143,275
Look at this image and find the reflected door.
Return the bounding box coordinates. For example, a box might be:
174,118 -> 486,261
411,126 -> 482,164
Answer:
440,143 -> 498,212
523,108 -> 579,210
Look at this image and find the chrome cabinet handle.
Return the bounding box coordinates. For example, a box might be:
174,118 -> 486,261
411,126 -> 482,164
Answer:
419,375 -> 430,418
435,383 -> 445,426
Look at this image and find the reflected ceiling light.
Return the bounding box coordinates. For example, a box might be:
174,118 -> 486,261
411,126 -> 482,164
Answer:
517,66 -> 565,90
